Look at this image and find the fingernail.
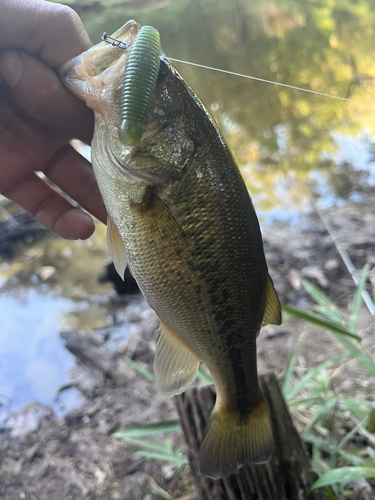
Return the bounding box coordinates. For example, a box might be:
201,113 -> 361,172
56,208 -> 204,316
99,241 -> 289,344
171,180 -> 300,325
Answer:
0,50 -> 24,88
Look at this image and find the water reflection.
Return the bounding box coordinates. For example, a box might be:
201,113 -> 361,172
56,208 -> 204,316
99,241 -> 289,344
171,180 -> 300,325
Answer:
1,223 -> 110,299
0,221 -> 127,416
0,291 -> 78,415
77,0 -> 375,213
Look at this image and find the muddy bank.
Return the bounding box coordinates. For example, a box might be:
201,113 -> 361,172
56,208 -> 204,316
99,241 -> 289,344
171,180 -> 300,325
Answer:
1,195 -> 375,499
0,303 -> 191,500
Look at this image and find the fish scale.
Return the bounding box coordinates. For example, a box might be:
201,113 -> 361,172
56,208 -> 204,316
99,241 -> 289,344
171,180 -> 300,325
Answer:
59,20 -> 281,479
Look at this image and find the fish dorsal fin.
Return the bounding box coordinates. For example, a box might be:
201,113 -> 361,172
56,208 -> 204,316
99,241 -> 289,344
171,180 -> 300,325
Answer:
107,215 -> 128,280
154,322 -> 200,396
262,274 -> 282,327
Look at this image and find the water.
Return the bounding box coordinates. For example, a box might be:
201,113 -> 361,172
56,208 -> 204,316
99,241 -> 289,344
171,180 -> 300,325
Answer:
79,0 -> 375,214
0,224 -> 124,418
1,0 -> 375,416
0,291 -> 80,419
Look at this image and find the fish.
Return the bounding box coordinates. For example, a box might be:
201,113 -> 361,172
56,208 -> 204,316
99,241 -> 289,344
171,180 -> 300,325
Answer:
59,20 -> 282,479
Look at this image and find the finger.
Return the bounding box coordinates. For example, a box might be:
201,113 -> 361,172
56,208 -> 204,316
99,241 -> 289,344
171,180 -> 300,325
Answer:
44,144 -> 107,225
2,172 -> 95,240
0,1 -> 92,67
0,49 -> 94,144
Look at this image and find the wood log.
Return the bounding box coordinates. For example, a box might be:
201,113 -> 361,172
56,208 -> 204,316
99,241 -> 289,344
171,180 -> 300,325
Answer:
175,373 -> 322,500
61,330 -> 120,378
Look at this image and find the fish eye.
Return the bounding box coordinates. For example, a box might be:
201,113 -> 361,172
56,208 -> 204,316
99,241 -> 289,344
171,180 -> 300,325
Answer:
157,57 -> 170,84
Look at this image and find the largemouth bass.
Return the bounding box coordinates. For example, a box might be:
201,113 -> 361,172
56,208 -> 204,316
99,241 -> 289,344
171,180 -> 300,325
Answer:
59,20 -> 281,479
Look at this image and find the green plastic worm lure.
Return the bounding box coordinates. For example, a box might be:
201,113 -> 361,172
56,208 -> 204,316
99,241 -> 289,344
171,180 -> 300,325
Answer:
119,26 -> 161,146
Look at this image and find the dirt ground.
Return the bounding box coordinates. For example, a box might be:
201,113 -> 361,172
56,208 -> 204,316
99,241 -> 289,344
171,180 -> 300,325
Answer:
1,194 -> 375,500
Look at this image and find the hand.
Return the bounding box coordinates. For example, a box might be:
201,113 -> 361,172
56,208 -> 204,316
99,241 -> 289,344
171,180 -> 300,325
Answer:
0,0 -> 106,240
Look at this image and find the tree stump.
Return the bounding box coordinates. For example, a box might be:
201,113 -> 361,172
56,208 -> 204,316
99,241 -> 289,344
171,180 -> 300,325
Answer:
175,372 -> 322,500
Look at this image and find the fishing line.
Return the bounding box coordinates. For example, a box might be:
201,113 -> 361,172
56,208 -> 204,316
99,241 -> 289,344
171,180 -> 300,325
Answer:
101,32 -> 375,313
170,53 -> 375,299
310,195 -> 375,317
102,34 -> 375,108
168,57 -> 375,109
174,55 -> 375,310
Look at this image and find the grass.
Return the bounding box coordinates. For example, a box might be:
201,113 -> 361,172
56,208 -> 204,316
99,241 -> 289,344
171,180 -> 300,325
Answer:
282,264 -> 375,499
116,264 -> 374,499
114,360 -> 212,471
113,420 -> 188,466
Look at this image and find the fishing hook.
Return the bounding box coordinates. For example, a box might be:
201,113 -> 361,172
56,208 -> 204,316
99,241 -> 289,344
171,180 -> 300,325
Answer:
102,33 -> 128,49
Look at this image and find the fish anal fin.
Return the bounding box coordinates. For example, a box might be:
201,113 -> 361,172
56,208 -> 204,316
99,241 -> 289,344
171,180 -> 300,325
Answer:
107,216 -> 128,280
262,273 -> 282,327
154,323 -> 200,396
199,395 -> 274,479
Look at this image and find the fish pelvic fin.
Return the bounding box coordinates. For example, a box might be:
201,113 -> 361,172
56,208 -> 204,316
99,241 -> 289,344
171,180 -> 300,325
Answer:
199,395 -> 274,479
107,215 -> 128,280
154,322 -> 200,396
262,273 -> 282,327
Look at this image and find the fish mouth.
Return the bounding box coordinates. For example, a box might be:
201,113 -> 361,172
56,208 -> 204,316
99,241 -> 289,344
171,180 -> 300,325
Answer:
58,19 -> 167,179
58,20 -> 140,111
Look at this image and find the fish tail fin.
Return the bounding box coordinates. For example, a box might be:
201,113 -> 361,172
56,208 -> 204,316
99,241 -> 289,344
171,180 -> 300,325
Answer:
199,395 -> 274,479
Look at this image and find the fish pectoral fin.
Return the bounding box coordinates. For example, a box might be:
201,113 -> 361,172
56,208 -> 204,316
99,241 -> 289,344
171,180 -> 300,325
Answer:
131,188 -> 187,255
262,273 -> 282,328
154,322 -> 200,396
199,394 -> 274,479
107,215 -> 128,280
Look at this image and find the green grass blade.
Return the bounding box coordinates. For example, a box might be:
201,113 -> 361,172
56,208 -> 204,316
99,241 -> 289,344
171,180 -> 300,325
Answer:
366,447 -> 375,461
150,494 -> 174,500
338,424 -> 360,451
311,305 -> 345,324
305,436 -> 368,467
339,396 -> 373,420
123,356 -> 155,382
302,279 -> 333,309
332,447 -> 365,467
311,466 -> 375,491
349,415 -> 375,446
282,346 -> 298,398
282,304 -> 361,341
302,280 -> 344,324
133,450 -> 188,466
366,409 -> 375,434
332,334 -> 375,377
287,354 -> 346,401
119,437 -> 175,454
114,420 -> 181,439
289,396 -> 330,408
164,438 -> 173,453
148,476 -> 175,500
311,443 -> 331,475
305,398 -> 338,434
349,264 -> 370,334
322,487 -> 339,500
